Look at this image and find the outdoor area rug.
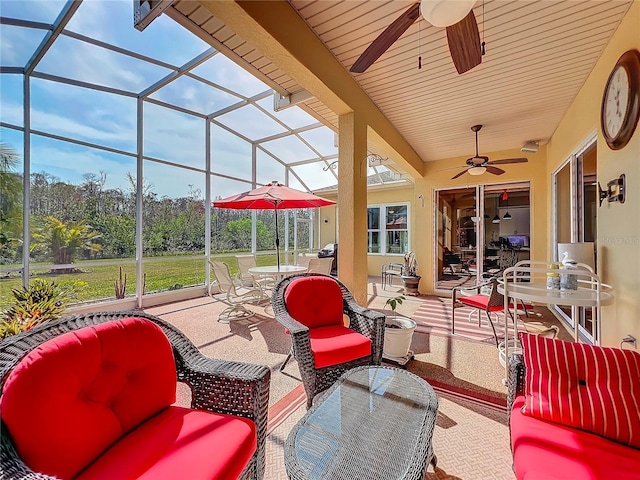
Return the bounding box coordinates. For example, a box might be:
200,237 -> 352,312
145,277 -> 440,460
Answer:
264,378 -> 514,479
411,295 -> 527,345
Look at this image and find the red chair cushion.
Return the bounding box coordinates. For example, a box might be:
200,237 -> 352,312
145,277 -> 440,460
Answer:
511,396 -> 640,480
75,406 -> 256,480
459,294 -> 504,312
520,332 -> 640,448
309,325 -> 371,368
285,276 -> 344,329
1,317 -> 177,479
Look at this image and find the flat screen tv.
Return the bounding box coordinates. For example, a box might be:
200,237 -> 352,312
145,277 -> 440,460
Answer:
506,235 -> 529,248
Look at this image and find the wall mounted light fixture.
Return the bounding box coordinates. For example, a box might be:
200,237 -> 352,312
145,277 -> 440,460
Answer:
598,174 -> 625,206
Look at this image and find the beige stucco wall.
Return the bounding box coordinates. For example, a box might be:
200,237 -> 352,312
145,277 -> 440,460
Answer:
545,1 -> 640,346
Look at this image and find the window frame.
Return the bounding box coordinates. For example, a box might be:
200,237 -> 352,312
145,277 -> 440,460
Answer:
367,202 -> 410,255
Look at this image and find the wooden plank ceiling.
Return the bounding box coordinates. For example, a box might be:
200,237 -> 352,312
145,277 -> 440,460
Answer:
166,0 -> 632,165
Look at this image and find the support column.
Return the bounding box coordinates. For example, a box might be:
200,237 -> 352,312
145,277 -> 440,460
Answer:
338,112 -> 368,304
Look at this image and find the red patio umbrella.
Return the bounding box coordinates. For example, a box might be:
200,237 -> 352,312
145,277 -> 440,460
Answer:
213,181 -> 336,270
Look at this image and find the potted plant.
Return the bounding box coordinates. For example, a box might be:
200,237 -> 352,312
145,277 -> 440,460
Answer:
401,251 -> 421,296
383,294 -> 417,360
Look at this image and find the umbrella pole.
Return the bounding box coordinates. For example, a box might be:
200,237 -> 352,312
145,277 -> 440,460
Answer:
274,208 -> 280,271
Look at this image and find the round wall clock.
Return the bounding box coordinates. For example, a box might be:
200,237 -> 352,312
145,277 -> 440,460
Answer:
601,49 -> 640,150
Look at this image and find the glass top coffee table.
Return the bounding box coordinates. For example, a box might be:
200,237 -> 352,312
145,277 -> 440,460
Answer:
284,366 -> 439,480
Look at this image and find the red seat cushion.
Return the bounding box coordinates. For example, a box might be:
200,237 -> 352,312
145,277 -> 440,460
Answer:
309,325 -> 371,368
1,317 -> 177,479
75,406 -> 256,480
459,294 -> 504,312
285,276 -> 344,329
511,396 -> 640,480
520,333 -> 640,448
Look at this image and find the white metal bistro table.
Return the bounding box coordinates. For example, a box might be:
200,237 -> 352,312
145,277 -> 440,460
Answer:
248,264 -> 307,285
498,261 -> 614,378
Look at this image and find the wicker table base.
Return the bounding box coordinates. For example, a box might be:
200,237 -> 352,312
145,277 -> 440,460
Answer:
284,366 -> 438,480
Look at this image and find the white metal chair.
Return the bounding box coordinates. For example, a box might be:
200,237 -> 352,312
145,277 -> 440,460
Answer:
208,260 -> 265,323
235,254 -> 274,293
307,257 -> 333,275
235,254 -> 257,286
294,252 -> 316,269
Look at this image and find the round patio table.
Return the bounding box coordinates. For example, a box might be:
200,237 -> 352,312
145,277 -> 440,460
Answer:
285,365 -> 439,480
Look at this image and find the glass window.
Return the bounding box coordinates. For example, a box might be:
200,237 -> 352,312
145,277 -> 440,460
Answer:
150,75 -> 240,116
290,161 -> 337,192
385,205 -> 408,254
210,123 -> 252,180
142,161 -> 206,293
0,1 -> 66,24
260,135 -> 318,164
65,1 -> 209,66
0,74 -> 23,127
35,35 -> 171,93
215,104 -> 286,141
192,54 -> 270,98
256,149 -> 285,186
367,204 -> 409,255
255,97 -> 318,129
143,102 -> 205,169
298,128 -> 338,157
367,207 -> 380,253
0,24 -> 48,68
31,78 -> 137,153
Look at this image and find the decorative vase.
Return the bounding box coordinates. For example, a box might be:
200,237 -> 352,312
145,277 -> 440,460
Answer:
384,316 -> 417,358
401,275 -> 421,296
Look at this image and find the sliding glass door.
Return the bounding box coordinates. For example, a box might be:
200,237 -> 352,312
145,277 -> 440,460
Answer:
434,182 -> 530,292
551,137 -> 597,342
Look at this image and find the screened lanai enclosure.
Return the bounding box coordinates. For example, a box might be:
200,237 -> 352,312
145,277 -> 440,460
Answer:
0,0 -> 401,309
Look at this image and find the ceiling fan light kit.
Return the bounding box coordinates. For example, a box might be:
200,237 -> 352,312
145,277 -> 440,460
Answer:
467,166 -> 486,176
450,124 -> 529,179
349,0 -> 482,74
419,0 -> 475,28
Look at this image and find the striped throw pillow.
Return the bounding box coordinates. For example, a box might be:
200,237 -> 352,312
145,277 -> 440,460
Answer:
520,332 -> 640,448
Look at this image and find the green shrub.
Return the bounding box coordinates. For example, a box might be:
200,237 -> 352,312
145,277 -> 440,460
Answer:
0,279 -> 86,339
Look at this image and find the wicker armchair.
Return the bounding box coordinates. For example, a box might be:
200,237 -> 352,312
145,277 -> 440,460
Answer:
271,273 -> 385,408
0,311 -> 271,480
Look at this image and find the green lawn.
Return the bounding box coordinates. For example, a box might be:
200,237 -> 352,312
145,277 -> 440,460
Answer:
0,252 -> 290,310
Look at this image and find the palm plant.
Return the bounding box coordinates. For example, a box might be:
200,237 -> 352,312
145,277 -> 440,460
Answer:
30,216 -> 102,270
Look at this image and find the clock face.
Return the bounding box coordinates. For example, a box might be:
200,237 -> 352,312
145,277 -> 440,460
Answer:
601,49 -> 640,150
603,65 -> 630,139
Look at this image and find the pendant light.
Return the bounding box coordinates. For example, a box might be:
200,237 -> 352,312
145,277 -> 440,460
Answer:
502,189 -> 511,220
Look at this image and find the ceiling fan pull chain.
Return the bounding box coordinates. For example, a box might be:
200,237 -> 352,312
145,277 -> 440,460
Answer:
418,20 -> 422,69
481,0 -> 486,56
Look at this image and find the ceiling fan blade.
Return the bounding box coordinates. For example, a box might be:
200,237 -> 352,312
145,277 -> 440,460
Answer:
350,2 -> 420,73
451,169 -> 468,180
487,157 -> 528,165
446,11 -> 482,75
486,166 -> 505,176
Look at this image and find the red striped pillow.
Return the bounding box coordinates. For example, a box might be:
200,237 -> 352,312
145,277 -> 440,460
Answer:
520,332 -> 640,448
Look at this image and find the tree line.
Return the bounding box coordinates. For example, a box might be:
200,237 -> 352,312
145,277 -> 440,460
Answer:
0,144 -> 308,266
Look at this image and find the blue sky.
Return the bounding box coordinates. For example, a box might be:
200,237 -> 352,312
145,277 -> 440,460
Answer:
0,0 -> 345,198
